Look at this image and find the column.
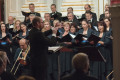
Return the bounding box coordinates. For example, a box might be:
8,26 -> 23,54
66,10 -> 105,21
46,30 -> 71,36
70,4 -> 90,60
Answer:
109,6 -> 120,80
0,0 -> 1,21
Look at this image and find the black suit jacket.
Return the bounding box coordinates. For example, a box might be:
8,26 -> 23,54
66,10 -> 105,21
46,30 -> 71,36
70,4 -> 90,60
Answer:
50,11 -> 62,21
29,27 -> 57,67
99,14 -> 105,21
5,23 -> 14,33
91,18 -> 98,27
61,70 -> 98,80
82,11 -> 97,21
67,18 -> 80,26
24,12 -> 41,22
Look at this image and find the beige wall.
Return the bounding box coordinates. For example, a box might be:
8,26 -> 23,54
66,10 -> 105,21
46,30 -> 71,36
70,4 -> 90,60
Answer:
4,0 -> 110,23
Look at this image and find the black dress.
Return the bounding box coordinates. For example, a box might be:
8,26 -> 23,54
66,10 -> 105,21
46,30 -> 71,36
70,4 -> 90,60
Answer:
0,33 -> 13,67
90,31 -> 112,80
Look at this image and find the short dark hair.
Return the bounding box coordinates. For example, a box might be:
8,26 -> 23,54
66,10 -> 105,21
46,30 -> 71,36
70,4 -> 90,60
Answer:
29,3 -> 34,6
67,12 -> 74,16
32,17 -> 40,27
85,11 -> 92,15
51,4 -> 56,8
82,19 -> 89,24
71,22 -> 78,31
44,13 -> 51,17
67,7 -> 73,11
104,17 -> 111,22
85,4 -> 91,8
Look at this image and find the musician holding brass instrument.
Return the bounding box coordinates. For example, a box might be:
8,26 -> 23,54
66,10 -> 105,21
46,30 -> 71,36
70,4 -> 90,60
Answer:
11,39 -> 31,77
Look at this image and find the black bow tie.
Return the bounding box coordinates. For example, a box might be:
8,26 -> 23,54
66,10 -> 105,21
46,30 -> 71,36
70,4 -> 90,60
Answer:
88,20 -> 91,22
10,24 -> 13,26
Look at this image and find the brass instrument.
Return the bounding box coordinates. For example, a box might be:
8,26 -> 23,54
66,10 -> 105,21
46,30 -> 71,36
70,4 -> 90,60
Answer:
10,45 -> 30,75
106,70 -> 114,80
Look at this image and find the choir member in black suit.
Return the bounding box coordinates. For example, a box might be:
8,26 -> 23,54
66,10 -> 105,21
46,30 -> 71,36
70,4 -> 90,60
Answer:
0,51 -> 16,80
29,3 -> 41,17
44,13 -> 53,27
81,4 -> 97,21
61,53 -> 98,80
77,19 -> 93,40
67,7 -> 77,20
5,16 -> 15,34
0,23 -> 13,69
50,4 -> 62,21
18,22 -> 29,39
29,17 -> 57,80
67,12 -> 79,26
26,14 -> 35,31
14,39 -> 31,77
85,11 -> 98,30
99,10 -> 111,21
23,3 -> 41,22
99,4 -> 110,21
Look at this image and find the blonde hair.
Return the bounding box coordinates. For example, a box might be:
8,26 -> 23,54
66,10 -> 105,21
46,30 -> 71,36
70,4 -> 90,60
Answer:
13,20 -> 21,32
53,20 -> 59,27
42,21 -> 51,32
72,53 -> 89,70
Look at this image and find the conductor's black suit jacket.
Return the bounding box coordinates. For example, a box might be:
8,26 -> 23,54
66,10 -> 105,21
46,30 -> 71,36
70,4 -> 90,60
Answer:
29,27 -> 57,67
61,70 -> 98,80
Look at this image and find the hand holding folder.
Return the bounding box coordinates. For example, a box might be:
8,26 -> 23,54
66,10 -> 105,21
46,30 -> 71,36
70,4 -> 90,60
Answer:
88,34 -> 101,45
58,34 -> 72,42
0,34 -> 10,42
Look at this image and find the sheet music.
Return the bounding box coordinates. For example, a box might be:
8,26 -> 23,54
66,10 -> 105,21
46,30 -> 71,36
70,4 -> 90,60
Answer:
69,34 -> 76,39
48,46 -> 63,52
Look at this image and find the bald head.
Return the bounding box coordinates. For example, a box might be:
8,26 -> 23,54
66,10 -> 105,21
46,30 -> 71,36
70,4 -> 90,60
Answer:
8,16 -> 14,24
19,39 -> 28,50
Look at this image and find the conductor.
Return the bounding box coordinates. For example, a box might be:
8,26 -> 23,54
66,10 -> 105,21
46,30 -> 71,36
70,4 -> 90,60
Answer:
29,17 -> 57,80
